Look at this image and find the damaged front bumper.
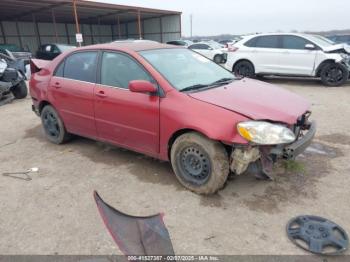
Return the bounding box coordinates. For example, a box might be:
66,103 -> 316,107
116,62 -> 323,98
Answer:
272,121 -> 316,160
230,121 -> 316,176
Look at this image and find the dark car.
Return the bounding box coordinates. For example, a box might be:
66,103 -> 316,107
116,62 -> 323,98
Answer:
327,35 -> 350,45
0,44 -> 32,64
36,44 -> 75,60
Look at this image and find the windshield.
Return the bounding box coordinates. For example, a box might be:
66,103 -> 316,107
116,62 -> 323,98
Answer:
139,48 -> 234,91
307,35 -> 335,48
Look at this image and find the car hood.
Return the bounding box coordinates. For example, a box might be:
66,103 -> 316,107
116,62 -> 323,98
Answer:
188,78 -> 310,125
323,44 -> 350,53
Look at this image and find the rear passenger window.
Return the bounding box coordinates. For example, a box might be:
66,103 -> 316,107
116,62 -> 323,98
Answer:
244,37 -> 257,47
282,36 -> 309,50
254,36 -> 279,48
54,62 -> 64,77
100,52 -> 152,89
63,51 -> 97,83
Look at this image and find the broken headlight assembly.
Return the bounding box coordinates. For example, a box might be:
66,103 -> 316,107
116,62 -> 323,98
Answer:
237,121 -> 296,145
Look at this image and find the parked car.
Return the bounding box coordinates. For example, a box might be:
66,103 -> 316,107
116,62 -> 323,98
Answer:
0,44 -> 32,64
30,41 -> 315,194
225,33 -> 350,86
219,39 -> 235,48
188,42 -> 227,63
36,44 -> 75,60
0,51 -> 27,100
327,35 -> 350,45
219,37 -> 242,47
166,40 -> 193,47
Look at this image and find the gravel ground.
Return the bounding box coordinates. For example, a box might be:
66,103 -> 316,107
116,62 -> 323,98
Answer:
0,78 -> 349,255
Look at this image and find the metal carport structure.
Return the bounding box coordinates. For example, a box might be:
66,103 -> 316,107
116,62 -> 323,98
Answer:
0,0 -> 182,52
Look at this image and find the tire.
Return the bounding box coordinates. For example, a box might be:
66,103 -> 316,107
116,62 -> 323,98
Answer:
320,62 -> 349,87
233,60 -> 255,78
170,132 -> 229,194
256,75 -> 266,81
213,55 -> 223,64
40,105 -> 71,144
11,80 -> 28,99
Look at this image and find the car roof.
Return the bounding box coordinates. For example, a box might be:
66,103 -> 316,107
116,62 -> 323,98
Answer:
81,40 -> 180,52
243,32 -> 319,38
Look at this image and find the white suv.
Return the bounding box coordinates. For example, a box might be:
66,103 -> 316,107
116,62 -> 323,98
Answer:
225,33 -> 350,86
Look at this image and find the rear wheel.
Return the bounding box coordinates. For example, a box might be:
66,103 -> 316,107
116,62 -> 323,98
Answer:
41,105 -> 71,144
233,60 -> 255,78
320,63 -> 349,86
11,80 -> 27,99
170,132 -> 229,194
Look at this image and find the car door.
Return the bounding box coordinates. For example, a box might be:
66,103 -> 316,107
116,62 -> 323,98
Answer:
49,51 -> 98,138
94,51 -> 160,155
278,35 -> 318,75
245,35 -> 282,74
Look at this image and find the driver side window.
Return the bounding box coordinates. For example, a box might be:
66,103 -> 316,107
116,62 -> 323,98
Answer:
100,52 -> 152,89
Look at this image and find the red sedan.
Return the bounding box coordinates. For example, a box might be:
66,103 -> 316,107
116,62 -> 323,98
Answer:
30,40 -> 316,194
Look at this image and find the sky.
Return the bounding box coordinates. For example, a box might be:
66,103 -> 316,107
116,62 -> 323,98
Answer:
92,0 -> 350,36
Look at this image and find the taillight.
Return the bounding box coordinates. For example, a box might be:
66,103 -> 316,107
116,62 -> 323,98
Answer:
228,46 -> 239,52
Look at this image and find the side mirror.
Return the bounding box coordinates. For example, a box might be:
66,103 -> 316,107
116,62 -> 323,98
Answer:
305,44 -> 316,50
129,80 -> 157,94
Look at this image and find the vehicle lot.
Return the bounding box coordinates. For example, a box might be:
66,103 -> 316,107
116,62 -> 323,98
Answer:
0,79 -> 350,255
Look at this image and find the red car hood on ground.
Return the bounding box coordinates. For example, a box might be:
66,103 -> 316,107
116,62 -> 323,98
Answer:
188,78 -> 310,125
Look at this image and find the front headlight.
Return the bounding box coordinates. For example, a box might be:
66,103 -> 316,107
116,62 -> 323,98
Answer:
340,53 -> 349,60
237,121 -> 296,145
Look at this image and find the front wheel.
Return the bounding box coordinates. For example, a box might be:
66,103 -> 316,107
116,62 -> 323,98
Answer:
213,55 -> 223,64
11,80 -> 28,99
320,63 -> 349,87
170,132 -> 229,194
41,105 -> 71,144
233,61 -> 255,78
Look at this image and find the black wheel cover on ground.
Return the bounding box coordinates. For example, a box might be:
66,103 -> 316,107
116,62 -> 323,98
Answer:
286,215 -> 349,255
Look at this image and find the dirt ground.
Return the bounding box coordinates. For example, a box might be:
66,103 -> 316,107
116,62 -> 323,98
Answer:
0,78 -> 349,255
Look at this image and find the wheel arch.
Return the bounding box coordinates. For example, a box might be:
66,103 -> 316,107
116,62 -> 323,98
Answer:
167,128 -> 210,160
166,127 -> 232,161
232,59 -> 255,72
315,59 -> 336,77
38,100 -> 52,114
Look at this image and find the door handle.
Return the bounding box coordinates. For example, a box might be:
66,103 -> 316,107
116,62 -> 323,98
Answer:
96,90 -> 107,98
53,82 -> 61,88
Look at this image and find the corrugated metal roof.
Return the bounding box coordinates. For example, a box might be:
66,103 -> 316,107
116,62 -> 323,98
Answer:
0,0 -> 181,24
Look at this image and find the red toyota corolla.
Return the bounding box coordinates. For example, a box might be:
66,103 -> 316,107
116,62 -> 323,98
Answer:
30,40 -> 316,194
